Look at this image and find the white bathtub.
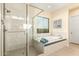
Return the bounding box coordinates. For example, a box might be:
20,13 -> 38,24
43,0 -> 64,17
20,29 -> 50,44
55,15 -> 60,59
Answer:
37,36 -> 63,46
33,36 -> 67,55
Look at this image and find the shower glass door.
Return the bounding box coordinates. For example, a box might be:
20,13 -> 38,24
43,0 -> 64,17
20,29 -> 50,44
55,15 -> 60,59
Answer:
4,3 -> 27,56
28,4 -> 44,56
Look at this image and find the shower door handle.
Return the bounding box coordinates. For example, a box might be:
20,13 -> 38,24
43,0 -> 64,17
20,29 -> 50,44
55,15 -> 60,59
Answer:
71,32 -> 72,34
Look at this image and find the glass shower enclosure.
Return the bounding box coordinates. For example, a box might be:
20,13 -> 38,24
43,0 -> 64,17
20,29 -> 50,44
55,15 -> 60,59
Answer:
0,3 -> 28,56
28,4 -> 44,56
0,3 -> 43,56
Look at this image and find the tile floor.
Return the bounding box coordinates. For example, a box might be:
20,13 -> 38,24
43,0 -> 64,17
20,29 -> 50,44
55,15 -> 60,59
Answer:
5,43 -> 79,56
47,43 -> 79,56
5,46 -> 39,56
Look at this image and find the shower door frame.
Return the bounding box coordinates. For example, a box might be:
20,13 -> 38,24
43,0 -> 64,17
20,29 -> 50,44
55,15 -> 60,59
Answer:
1,3 -> 6,56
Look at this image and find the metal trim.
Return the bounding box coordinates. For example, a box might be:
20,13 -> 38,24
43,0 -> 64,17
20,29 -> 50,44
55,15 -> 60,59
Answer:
44,39 -> 66,46
29,5 -> 44,19
1,3 -> 6,56
26,4 -> 29,56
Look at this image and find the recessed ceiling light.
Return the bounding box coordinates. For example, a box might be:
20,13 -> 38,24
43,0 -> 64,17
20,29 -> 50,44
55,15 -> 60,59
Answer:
48,5 -> 51,8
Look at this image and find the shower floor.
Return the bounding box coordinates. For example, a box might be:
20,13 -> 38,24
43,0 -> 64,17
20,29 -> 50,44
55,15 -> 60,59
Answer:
5,46 -> 39,56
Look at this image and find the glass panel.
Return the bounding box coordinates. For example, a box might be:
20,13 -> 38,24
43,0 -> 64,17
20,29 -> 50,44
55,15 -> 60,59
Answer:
28,4 -> 44,56
5,3 -> 27,56
0,4 -> 2,56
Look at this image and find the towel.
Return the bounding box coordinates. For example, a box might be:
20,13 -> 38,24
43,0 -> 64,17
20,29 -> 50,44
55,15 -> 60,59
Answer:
40,38 -> 48,44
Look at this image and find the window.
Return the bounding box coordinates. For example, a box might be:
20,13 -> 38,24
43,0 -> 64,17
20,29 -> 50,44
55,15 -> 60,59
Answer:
36,16 -> 49,33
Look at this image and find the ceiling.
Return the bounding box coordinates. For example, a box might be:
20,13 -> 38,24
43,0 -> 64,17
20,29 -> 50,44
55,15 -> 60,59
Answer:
30,3 -> 71,12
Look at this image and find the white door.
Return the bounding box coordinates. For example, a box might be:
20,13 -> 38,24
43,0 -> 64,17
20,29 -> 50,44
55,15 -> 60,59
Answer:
70,15 -> 79,44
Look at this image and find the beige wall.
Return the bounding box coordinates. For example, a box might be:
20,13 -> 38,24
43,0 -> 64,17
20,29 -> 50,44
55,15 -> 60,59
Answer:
70,8 -> 79,16
67,4 -> 79,16
50,7 -> 69,46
